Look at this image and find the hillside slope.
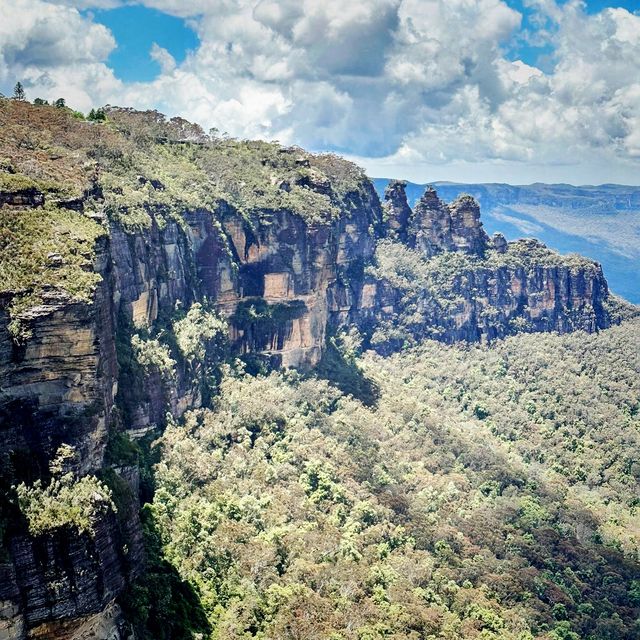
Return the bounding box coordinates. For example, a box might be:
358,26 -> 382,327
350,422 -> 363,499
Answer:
151,319 -> 640,639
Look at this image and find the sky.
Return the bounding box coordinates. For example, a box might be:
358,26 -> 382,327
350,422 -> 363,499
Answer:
1,0 -> 639,185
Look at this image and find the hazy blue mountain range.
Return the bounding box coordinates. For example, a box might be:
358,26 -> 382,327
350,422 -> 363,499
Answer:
373,179 -> 640,303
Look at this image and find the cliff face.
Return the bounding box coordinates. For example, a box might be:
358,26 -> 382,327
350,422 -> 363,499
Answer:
201,189 -> 379,368
382,179 -> 412,242
1,506 -> 140,640
0,102 -> 628,639
370,245 -> 610,346
0,132 -> 381,639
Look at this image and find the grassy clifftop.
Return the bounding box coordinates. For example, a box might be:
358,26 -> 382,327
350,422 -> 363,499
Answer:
0,99 -> 373,338
0,99 -> 371,229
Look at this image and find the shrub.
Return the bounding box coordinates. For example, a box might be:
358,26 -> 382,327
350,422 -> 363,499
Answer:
16,446 -> 115,537
131,334 -> 176,380
173,302 -> 226,363
88,108 -> 106,122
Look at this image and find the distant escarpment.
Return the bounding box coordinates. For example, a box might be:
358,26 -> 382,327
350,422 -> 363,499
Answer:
0,100 -> 632,639
363,180 -> 620,352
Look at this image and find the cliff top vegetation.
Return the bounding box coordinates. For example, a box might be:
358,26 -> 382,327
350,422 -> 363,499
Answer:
0,98 -> 372,230
0,98 -> 372,338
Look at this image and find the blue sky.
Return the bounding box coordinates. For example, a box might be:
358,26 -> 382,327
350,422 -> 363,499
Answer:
581,0 -> 639,11
87,6 -> 199,82
508,0 -> 639,68
2,0 -> 640,185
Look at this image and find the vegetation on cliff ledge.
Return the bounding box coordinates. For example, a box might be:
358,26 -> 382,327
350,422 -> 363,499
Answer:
0,203 -> 104,340
16,445 -> 115,537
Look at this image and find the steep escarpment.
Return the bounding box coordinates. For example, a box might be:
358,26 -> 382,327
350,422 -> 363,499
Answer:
0,100 -> 380,639
0,100 -> 633,639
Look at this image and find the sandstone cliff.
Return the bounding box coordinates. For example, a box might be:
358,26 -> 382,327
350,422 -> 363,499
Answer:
0,100 -> 630,638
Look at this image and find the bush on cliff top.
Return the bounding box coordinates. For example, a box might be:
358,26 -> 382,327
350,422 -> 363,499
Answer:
485,238 -> 601,273
0,99 -> 371,230
0,203 -> 104,341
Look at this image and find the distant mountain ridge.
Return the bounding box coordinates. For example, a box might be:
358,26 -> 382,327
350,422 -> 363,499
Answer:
373,179 -> 640,303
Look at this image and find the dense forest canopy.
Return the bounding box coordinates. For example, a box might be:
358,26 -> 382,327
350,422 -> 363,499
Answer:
132,319 -> 640,640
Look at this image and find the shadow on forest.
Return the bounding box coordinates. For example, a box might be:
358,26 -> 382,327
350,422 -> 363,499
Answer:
313,338 -> 380,407
120,506 -> 211,640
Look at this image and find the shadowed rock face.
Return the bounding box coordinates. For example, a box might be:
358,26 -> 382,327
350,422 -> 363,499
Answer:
410,186 -> 454,255
382,180 -> 412,242
1,510 -> 140,640
448,195 -> 489,255
0,188 -> 44,207
0,170 -> 623,637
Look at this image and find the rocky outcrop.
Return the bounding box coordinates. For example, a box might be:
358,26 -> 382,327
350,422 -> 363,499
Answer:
356,185 -> 615,353
491,232 -> 508,253
448,194 -> 489,255
382,180 -> 412,242
368,239 -> 611,351
410,188 -> 490,257
358,186 -> 613,350
410,186 -> 454,255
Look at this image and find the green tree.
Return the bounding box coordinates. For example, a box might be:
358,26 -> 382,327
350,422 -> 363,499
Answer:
33,97 -> 49,106
88,107 -> 106,122
13,82 -> 25,101
16,445 -> 115,537
54,97 -> 66,108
